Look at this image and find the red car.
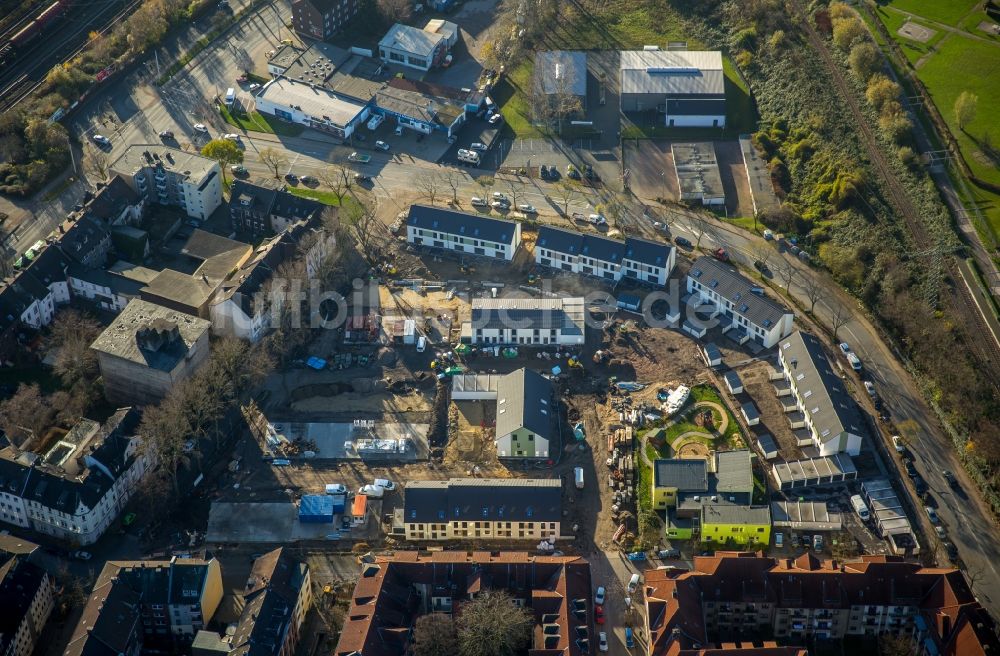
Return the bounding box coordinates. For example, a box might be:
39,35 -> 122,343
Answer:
594,605 -> 605,624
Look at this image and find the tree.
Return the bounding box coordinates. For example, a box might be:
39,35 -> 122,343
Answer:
412,614 -> 459,656
802,274 -> 824,314
832,17 -> 868,51
259,147 -> 287,178
0,384 -> 54,447
531,52 -> 583,133
442,169 -> 462,205
475,176 -> 495,199
138,391 -> 195,496
455,590 -> 532,656
848,42 -> 881,81
865,75 -> 900,111
954,91 -> 978,132
84,146 -> 111,182
316,165 -> 352,204
554,181 -> 576,215
49,309 -> 102,387
376,0 -> 411,22
416,172 -> 442,205
201,138 -> 243,181
775,259 -> 797,291
829,300 -> 851,342
343,198 -> 385,266
504,177 -> 521,208
751,244 -> 772,273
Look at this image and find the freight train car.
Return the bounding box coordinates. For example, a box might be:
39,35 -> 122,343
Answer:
0,0 -> 69,63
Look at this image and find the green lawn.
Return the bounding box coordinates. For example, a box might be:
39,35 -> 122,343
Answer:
494,60 -> 545,139
287,187 -> 351,206
876,7 -> 946,64
881,0 -> 979,26
219,105 -> 303,137
959,10 -> 1000,41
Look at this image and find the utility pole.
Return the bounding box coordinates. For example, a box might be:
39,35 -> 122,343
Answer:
905,241 -> 963,307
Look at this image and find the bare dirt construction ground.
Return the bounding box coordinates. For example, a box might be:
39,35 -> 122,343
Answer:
739,359 -> 803,460
445,399 -> 510,477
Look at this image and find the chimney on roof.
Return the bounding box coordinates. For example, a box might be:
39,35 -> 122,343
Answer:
791,358 -> 798,369
136,320 -> 180,352
937,612 -> 951,638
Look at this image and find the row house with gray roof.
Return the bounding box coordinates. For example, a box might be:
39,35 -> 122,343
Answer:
461,297 -> 586,347
535,225 -> 675,286
686,256 -> 794,348
406,204 -> 521,261
402,478 -> 562,541
777,331 -> 865,456
0,408 -> 153,545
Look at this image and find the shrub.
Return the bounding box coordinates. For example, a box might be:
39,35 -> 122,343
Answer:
897,145 -> 919,168
768,29 -> 786,51
866,74 -> 901,111
848,42 -> 882,81
734,49 -> 753,68
829,1 -> 856,20
879,112 -> 913,144
832,17 -> 869,51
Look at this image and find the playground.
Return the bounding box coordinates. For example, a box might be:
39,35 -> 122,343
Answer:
638,384 -> 745,467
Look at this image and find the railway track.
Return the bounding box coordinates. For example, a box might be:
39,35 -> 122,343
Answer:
0,0 -> 142,113
796,3 -> 1000,385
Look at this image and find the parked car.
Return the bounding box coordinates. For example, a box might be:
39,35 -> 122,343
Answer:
471,196 -> 488,207
223,133 -> 241,142
518,204 -> 537,214
354,173 -> 371,182
775,532 -> 784,548
539,164 -> 549,179
375,140 -> 390,151
488,112 -> 503,124
72,550 -> 92,561
373,478 -> 396,491
594,606 -> 605,624
91,134 -> 110,145
847,353 -> 863,371
674,236 -> 693,249
942,470 -> 958,488
839,343 -> 852,355
812,534 -> 824,550
300,175 -> 318,186
284,173 -> 298,183
193,123 -> 209,133
358,484 -> 385,498
935,525 -> 947,539
864,381 -> 876,398
325,484 -> 347,494
905,460 -> 918,478
159,130 -> 174,139
753,259 -> 769,274
598,632 -> 609,652
588,213 -> 606,225
892,435 -> 905,454
567,164 -> 581,180
594,586 -> 605,605
925,506 -> 940,523
945,542 -> 959,562
491,200 -> 510,210
492,192 -> 508,201
712,247 -> 730,262
658,548 -> 680,559
913,476 -> 928,496
348,152 -> 371,163
625,628 -> 634,649
249,83 -> 260,91
763,229 -> 774,240
471,142 -> 487,151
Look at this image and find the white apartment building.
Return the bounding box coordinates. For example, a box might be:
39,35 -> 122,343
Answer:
110,145 -> 222,220
777,331 -> 865,457
686,256 -> 795,348
0,409 -> 153,545
406,204 -> 521,260
461,297 -> 586,347
535,225 -> 675,286
402,478 -> 561,541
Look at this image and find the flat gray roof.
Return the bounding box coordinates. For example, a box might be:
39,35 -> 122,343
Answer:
535,51 -> 587,97
672,142 -> 724,201
90,299 -> 210,370
379,23 -> 444,59
258,77 -> 368,127
770,501 -> 843,531
771,453 -> 858,486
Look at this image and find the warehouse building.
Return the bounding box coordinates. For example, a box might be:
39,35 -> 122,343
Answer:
619,49 -> 726,127
255,77 -> 370,139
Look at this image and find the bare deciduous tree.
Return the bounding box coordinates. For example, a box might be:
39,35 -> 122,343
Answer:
376,0 -> 412,22
442,169 -> 462,205
412,613 -> 459,656
554,181 -> 576,215
84,146 -> 111,182
829,300 -> 852,342
751,244 -> 772,274
504,178 -> 521,208
343,198 -> 385,267
49,309 -> 102,387
416,172 -> 442,205
259,147 -> 288,178
775,259 -> 797,291
317,165 -> 352,204
0,384 -> 54,447
455,590 -> 533,656
475,176 -> 495,199
802,274 -> 824,314
531,51 -> 583,133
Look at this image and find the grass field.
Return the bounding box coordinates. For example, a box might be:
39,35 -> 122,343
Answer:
495,0 -> 757,139
875,7 -> 946,64
881,0 -> 979,26
875,2 -> 1000,239
219,105 -> 303,137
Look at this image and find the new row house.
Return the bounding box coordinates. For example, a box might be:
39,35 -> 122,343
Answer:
461,297 -> 586,347
686,255 -> 794,348
535,225 -> 675,286
776,331 -> 865,457
406,204 -> 521,261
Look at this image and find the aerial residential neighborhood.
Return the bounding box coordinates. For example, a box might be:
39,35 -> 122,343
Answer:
0,0 -> 999,654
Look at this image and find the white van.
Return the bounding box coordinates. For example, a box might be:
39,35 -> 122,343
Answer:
627,573 -> 641,593
471,196 -> 488,207
574,467 -> 584,489
225,87 -> 235,105
850,494 -> 870,521
367,114 -> 385,130
416,335 -> 426,352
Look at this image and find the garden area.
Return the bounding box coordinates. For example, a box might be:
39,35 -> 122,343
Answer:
219,104 -> 303,137
641,384 -> 744,464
